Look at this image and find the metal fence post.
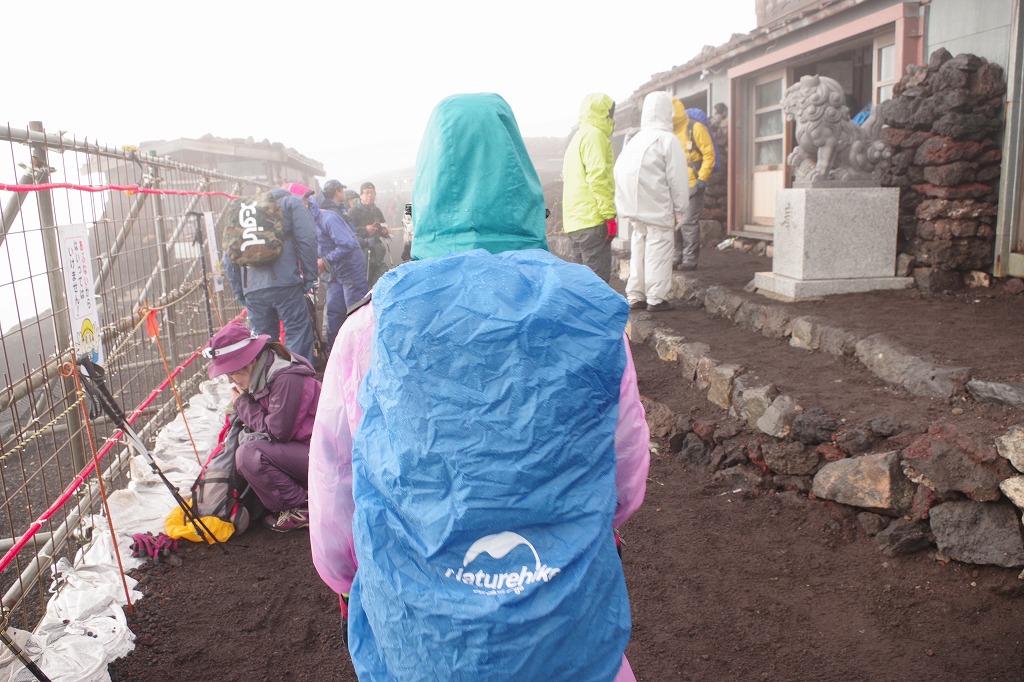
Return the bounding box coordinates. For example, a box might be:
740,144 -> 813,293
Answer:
1,171 -> 37,248
148,160 -> 179,365
30,121 -> 88,472
92,188 -> 152,292
188,211 -> 215,340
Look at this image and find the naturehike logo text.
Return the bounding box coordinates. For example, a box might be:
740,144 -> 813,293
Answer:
444,531 -> 561,596
238,201 -> 266,251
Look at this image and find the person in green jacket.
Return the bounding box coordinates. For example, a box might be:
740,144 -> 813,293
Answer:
561,93 -> 618,282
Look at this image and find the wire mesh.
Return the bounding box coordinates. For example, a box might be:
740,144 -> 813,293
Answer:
0,123 -> 256,630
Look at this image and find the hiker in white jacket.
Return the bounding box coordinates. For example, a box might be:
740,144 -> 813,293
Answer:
614,91 -> 690,312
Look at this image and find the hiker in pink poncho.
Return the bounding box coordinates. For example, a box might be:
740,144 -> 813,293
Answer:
308,93 -> 650,681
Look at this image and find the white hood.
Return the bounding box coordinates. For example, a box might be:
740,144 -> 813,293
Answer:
639,91 -> 674,133
613,92 -> 690,229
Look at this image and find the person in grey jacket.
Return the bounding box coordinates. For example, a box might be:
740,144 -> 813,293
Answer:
225,185 -> 319,363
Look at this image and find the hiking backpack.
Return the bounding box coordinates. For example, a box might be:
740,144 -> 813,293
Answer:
685,108 -> 721,174
190,415 -> 264,534
223,191 -> 286,266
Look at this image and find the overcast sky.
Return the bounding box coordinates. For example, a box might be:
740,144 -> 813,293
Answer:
6,0 -> 757,183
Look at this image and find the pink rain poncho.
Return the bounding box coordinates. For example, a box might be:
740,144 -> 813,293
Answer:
308,93 -> 649,681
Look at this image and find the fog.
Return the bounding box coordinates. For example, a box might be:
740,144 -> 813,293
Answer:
6,0 -> 757,183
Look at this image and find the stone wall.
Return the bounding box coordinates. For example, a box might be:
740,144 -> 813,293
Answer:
702,107 -> 729,226
621,261 -> 1024,569
878,49 -> 1006,291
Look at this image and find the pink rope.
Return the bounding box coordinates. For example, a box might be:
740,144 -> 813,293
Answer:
0,182 -> 240,199
0,349 -> 203,573
0,309 -> 248,575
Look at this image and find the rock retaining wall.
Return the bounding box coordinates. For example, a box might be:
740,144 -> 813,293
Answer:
878,49 -> 1006,292
702,107 -> 728,225
628,260 -> 1024,571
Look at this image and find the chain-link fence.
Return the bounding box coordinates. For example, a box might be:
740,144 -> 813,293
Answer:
0,122 -> 256,630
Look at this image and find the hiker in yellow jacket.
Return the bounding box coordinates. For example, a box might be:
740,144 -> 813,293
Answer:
561,93 -> 617,282
672,99 -> 716,271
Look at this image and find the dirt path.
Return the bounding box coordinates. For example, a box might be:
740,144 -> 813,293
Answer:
626,339 -> 1024,681
107,333 -> 1024,682
103,246 -> 1024,681
107,449 -> 1024,682
630,454 -> 1024,681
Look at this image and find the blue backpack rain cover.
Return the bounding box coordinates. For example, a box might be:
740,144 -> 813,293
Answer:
348,248 -> 631,681
686,107 -> 721,173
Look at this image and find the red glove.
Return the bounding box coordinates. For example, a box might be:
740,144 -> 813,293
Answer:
130,532 -> 178,564
606,219 -> 618,241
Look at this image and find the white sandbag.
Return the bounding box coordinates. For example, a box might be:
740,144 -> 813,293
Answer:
104,488 -> 174,537
38,602 -> 134,664
0,626 -> 108,682
46,558 -> 138,621
0,378 -> 233,681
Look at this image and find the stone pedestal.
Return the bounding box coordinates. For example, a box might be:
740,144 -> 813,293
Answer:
754,187 -> 912,301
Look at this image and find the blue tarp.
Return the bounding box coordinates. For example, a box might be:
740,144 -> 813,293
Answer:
349,248 -> 631,681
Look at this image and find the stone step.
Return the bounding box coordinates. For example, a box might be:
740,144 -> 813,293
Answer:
637,258 -> 983,401
612,251 -> 1024,570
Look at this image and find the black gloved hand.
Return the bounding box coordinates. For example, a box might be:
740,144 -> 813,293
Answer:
689,179 -> 707,198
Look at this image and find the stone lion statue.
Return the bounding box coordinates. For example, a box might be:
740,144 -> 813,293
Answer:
782,74 -> 891,183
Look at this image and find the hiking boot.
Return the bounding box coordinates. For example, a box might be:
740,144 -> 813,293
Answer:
677,263 -> 698,271
628,300 -> 647,311
264,507 -> 310,533
646,301 -> 674,312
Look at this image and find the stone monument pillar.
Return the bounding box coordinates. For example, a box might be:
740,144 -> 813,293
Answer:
753,75 -> 913,301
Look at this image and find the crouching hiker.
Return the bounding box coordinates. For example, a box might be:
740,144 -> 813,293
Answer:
308,93 -> 649,681
205,322 -> 321,532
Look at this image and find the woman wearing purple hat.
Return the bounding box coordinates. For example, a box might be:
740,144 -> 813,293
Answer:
204,321 -> 322,532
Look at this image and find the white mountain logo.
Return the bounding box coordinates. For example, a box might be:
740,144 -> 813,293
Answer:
444,531 -> 561,595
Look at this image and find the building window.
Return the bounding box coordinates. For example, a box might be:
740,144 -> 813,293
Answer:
754,78 -> 785,167
875,38 -> 896,104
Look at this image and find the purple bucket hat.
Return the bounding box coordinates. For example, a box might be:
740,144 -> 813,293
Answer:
203,323 -> 270,378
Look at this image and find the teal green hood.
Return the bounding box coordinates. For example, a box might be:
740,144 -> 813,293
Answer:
410,93 -> 548,260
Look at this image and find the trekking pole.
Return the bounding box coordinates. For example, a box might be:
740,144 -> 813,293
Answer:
0,626 -> 51,682
188,211 -> 216,341
75,357 -> 227,552
141,307 -> 203,467
58,359 -> 135,614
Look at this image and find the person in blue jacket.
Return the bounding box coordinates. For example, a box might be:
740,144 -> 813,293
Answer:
308,93 -> 649,681
224,186 -> 318,363
307,199 -> 368,350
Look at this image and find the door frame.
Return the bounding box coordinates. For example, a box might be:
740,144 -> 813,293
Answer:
745,70 -> 787,234
994,0 -> 1024,276
725,2 -> 922,236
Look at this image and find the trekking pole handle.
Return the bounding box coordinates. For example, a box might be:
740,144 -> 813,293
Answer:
0,628 -> 52,682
